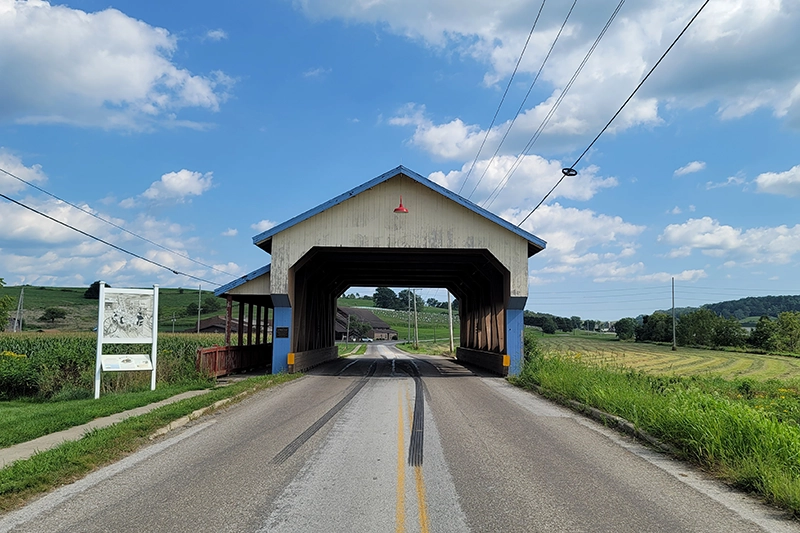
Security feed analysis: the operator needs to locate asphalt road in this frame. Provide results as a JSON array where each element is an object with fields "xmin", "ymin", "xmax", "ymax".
[{"xmin": 3, "ymin": 344, "xmax": 799, "ymax": 533}]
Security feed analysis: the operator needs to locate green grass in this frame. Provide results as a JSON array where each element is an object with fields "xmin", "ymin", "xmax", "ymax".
[
  {"xmin": 515, "ymin": 332, "xmax": 800, "ymax": 516},
  {"xmin": 396, "ymin": 340, "xmax": 455, "ymax": 356},
  {"xmin": 371, "ymin": 308, "xmax": 459, "ymax": 342},
  {"xmin": 537, "ymin": 334, "xmax": 800, "ymax": 381},
  {"xmin": 337, "ymin": 297, "xmax": 375, "ymax": 308},
  {"xmin": 338, "ymin": 343, "xmax": 368, "ymax": 356},
  {"xmin": 0, "ymin": 382, "xmax": 211, "ymax": 448},
  {"xmin": 0, "ymin": 372, "xmax": 301, "ymax": 513}
]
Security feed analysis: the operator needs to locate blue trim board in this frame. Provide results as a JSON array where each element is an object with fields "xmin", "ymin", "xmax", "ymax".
[
  {"xmin": 214, "ymin": 264, "xmax": 271, "ymax": 297},
  {"xmin": 507, "ymin": 307, "xmax": 525, "ymax": 376},
  {"xmin": 272, "ymin": 306, "xmax": 291, "ymax": 373},
  {"xmin": 252, "ymin": 166, "xmax": 546, "ymax": 253}
]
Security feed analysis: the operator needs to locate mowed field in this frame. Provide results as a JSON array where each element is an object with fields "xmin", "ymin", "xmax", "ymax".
[{"xmin": 538, "ymin": 333, "xmax": 800, "ymax": 381}]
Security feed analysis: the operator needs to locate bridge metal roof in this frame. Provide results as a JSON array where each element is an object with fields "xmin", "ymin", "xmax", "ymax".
[{"xmin": 252, "ymin": 165, "xmax": 546, "ymax": 255}]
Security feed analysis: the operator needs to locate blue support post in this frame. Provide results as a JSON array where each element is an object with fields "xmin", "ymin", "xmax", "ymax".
[
  {"xmin": 506, "ymin": 297, "xmax": 527, "ymax": 376},
  {"xmin": 272, "ymin": 305, "xmax": 291, "ymax": 373}
]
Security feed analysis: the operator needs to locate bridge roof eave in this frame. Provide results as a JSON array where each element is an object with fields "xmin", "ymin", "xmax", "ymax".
[
  {"xmin": 214, "ymin": 264, "xmax": 271, "ymax": 298},
  {"xmin": 251, "ymin": 165, "xmax": 547, "ymax": 257}
]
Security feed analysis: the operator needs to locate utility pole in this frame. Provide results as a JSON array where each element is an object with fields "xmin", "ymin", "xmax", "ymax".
[
  {"xmin": 346, "ymin": 314, "xmax": 350, "ymax": 349},
  {"xmin": 197, "ymin": 284, "xmax": 202, "ymax": 334},
  {"xmin": 672, "ymin": 277, "xmax": 677, "ymax": 351},
  {"xmin": 407, "ymin": 289, "xmax": 411, "ymax": 342},
  {"xmin": 447, "ymin": 291, "xmax": 455, "ymax": 354},
  {"xmin": 413, "ymin": 289, "xmax": 419, "ymax": 349},
  {"xmin": 13, "ymin": 287, "xmax": 24, "ymax": 332},
  {"xmin": 171, "ymin": 312, "xmax": 176, "ymax": 333}
]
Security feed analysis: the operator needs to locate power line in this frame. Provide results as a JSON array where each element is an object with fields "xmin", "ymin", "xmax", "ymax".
[
  {"xmin": 482, "ymin": 0, "xmax": 625, "ymax": 209},
  {"xmin": 457, "ymin": 0, "xmax": 548, "ymax": 195},
  {"xmin": 467, "ymin": 0, "xmax": 577, "ymax": 201},
  {"xmin": 0, "ymin": 192, "xmax": 220, "ymax": 286},
  {"xmin": 517, "ymin": 0, "xmax": 711, "ymax": 227},
  {"xmin": 0, "ymin": 166, "xmax": 236, "ymax": 277}
]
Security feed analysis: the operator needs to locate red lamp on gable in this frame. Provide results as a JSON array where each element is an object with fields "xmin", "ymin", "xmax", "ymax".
[{"xmin": 394, "ymin": 195, "xmax": 409, "ymax": 213}]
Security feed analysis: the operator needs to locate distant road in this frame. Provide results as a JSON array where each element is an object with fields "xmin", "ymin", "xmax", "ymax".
[{"xmin": 3, "ymin": 344, "xmax": 799, "ymax": 533}]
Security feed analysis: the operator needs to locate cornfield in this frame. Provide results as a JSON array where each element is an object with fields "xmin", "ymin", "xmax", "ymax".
[{"xmin": 0, "ymin": 332, "xmax": 225, "ymax": 399}]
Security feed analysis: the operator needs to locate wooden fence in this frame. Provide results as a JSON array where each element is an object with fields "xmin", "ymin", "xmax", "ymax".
[{"xmin": 196, "ymin": 344, "xmax": 272, "ymax": 377}]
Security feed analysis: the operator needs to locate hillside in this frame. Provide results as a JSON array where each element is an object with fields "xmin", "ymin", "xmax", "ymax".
[
  {"xmin": 0, "ymin": 285, "xmax": 225, "ymax": 332},
  {"xmin": 703, "ymin": 295, "xmax": 800, "ymax": 320}
]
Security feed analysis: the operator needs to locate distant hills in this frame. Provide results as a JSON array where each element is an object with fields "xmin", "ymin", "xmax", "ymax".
[{"xmin": 654, "ymin": 295, "xmax": 800, "ymax": 322}]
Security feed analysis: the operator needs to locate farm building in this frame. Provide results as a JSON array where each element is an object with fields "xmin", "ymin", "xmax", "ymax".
[{"xmin": 335, "ymin": 307, "xmax": 397, "ymax": 341}]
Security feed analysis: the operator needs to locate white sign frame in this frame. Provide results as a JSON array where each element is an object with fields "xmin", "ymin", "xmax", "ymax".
[{"xmin": 94, "ymin": 282, "xmax": 159, "ymax": 399}]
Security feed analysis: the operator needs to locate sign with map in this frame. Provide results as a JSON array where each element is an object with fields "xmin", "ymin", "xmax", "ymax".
[
  {"xmin": 95, "ymin": 283, "xmax": 159, "ymax": 398},
  {"xmin": 102, "ymin": 291, "xmax": 155, "ymax": 343}
]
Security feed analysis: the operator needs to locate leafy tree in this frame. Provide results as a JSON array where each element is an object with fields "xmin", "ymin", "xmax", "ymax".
[
  {"xmin": 84, "ymin": 281, "xmax": 109, "ymax": 299},
  {"xmin": 749, "ymin": 316, "xmax": 780, "ymax": 351},
  {"xmin": 398, "ymin": 289, "xmax": 425, "ymax": 311},
  {"xmin": 712, "ymin": 316, "xmax": 747, "ymax": 347},
  {"xmin": 777, "ymin": 311, "xmax": 800, "ymax": 353},
  {"xmin": 186, "ymin": 302, "xmax": 199, "ymax": 316},
  {"xmin": 201, "ymin": 296, "xmax": 223, "ymax": 314},
  {"xmin": 426, "ymin": 298, "xmax": 440, "ymax": 307},
  {"xmin": 541, "ymin": 316, "xmax": 557, "ymax": 334},
  {"xmin": 373, "ymin": 287, "xmax": 399, "ymax": 310},
  {"xmin": 39, "ymin": 307, "xmax": 67, "ymax": 323},
  {"xmin": 571, "ymin": 316, "xmax": 582, "ymax": 330},
  {"xmin": 347, "ymin": 315, "xmax": 372, "ymax": 339},
  {"xmin": 636, "ymin": 313, "xmax": 672, "ymax": 343},
  {"xmin": 676, "ymin": 309, "xmax": 717, "ymax": 346},
  {"xmin": 615, "ymin": 317, "xmax": 637, "ymax": 341},
  {"xmin": 0, "ymin": 278, "xmax": 14, "ymax": 331}
]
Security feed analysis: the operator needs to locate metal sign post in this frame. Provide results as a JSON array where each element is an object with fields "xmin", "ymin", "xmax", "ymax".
[{"xmin": 94, "ymin": 282, "xmax": 159, "ymax": 399}]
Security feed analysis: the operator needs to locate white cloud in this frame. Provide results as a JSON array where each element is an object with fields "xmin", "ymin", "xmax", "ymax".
[
  {"xmin": 0, "ymin": 191, "xmax": 236, "ymax": 287},
  {"xmin": 121, "ymin": 169, "xmax": 214, "ymax": 205},
  {"xmin": 298, "ymin": 1, "xmax": 800, "ymax": 159},
  {"xmin": 205, "ymin": 29, "xmax": 228, "ymax": 41},
  {"xmin": 755, "ymin": 164, "xmax": 800, "ymax": 197},
  {"xmin": 660, "ymin": 217, "xmax": 800, "ymax": 264},
  {"xmin": 0, "ymin": 1, "xmax": 233, "ymax": 129},
  {"xmin": 674, "ymin": 161, "xmax": 706, "ymax": 176},
  {"xmin": 303, "ymin": 67, "xmax": 331, "ymax": 78},
  {"xmin": 0, "ymin": 149, "xmax": 47, "ymax": 194},
  {"xmin": 635, "ymin": 269, "xmax": 707, "ymax": 283},
  {"xmin": 705, "ymin": 176, "xmax": 745, "ymax": 189},
  {"xmin": 251, "ymin": 219, "xmax": 277, "ymax": 233},
  {"xmin": 429, "ymin": 155, "xmax": 617, "ymax": 211},
  {"xmin": 221, "ymin": 228, "xmax": 238, "ymax": 237},
  {"xmin": 669, "ymin": 206, "xmax": 682, "ymax": 214},
  {"xmin": 498, "ymin": 202, "xmax": 646, "ymax": 283}
]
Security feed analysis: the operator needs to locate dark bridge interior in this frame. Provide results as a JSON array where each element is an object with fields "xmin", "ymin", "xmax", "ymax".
[{"xmin": 291, "ymin": 247, "xmax": 509, "ymax": 356}]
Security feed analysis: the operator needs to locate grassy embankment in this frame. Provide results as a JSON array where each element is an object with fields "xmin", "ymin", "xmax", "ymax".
[
  {"xmin": 0, "ymin": 373, "xmax": 300, "ymax": 513},
  {"xmin": 514, "ymin": 332, "xmax": 800, "ymax": 516},
  {"xmin": 0, "ymin": 332, "xmax": 233, "ymax": 447}
]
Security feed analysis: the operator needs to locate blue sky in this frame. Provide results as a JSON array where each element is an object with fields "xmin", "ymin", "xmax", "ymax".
[{"xmin": 1, "ymin": 0, "xmax": 799, "ymax": 321}]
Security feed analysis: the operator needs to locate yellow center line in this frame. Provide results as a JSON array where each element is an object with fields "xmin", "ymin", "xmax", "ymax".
[
  {"xmin": 396, "ymin": 385, "xmax": 405, "ymax": 533},
  {"xmin": 415, "ymin": 465, "xmax": 431, "ymax": 533}
]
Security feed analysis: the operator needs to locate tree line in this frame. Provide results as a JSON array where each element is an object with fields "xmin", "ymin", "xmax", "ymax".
[
  {"xmin": 523, "ymin": 312, "xmax": 610, "ymax": 334},
  {"xmin": 371, "ymin": 287, "xmax": 459, "ymax": 311},
  {"xmin": 617, "ymin": 309, "xmax": 800, "ymax": 354}
]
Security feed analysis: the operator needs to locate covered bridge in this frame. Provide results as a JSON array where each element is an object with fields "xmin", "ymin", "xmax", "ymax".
[{"xmin": 212, "ymin": 166, "xmax": 545, "ymax": 376}]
